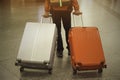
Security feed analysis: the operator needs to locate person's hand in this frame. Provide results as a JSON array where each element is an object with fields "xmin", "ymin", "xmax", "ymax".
[
  {"xmin": 73, "ymin": 10, "xmax": 82, "ymax": 16},
  {"xmin": 43, "ymin": 12, "xmax": 50, "ymax": 18}
]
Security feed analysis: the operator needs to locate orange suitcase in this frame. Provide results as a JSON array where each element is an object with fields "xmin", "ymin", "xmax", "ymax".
[{"xmin": 69, "ymin": 27, "xmax": 107, "ymax": 74}]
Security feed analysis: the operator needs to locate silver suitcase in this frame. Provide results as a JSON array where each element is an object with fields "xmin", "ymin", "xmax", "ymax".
[{"xmin": 15, "ymin": 22, "xmax": 57, "ymax": 74}]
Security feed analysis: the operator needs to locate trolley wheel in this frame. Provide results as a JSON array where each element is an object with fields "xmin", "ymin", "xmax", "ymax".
[
  {"xmin": 73, "ymin": 69, "xmax": 77, "ymax": 75},
  {"xmin": 48, "ymin": 69, "xmax": 52, "ymax": 74},
  {"xmin": 98, "ymin": 68, "xmax": 103, "ymax": 73},
  {"xmin": 20, "ymin": 67, "xmax": 24, "ymax": 72},
  {"xmin": 15, "ymin": 62, "xmax": 18, "ymax": 66}
]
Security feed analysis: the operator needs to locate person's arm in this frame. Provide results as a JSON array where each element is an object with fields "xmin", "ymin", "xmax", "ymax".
[
  {"xmin": 72, "ymin": 0, "xmax": 82, "ymax": 15},
  {"xmin": 44, "ymin": 0, "xmax": 50, "ymax": 17}
]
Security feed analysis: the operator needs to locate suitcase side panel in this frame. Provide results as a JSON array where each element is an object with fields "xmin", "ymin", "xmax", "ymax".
[
  {"xmin": 69, "ymin": 27, "xmax": 105, "ymax": 69},
  {"xmin": 17, "ymin": 22, "xmax": 40, "ymax": 61},
  {"xmin": 17, "ymin": 22, "xmax": 56, "ymax": 63}
]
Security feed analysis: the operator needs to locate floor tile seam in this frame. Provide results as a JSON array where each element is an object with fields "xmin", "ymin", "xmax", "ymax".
[
  {"xmin": 0, "ymin": 58, "xmax": 19, "ymax": 78},
  {"xmin": 0, "ymin": 56, "xmax": 16, "ymax": 62},
  {"xmin": 0, "ymin": 62, "xmax": 20, "ymax": 79},
  {"xmin": 94, "ymin": 1, "xmax": 120, "ymax": 20}
]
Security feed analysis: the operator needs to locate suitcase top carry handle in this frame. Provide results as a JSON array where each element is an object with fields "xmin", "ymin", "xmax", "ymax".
[
  {"xmin": 41, "ymin": 14, "xmax": 52, "ymax": 23},
  {"xmin": 73, "ymin": 12, "xmax": 84, "ymax": 27}
]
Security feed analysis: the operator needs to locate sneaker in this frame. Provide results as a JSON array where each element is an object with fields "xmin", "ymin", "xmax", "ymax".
[{"xmin": 57, "ymin": 51, "xmax": 63, "ymax": 58}]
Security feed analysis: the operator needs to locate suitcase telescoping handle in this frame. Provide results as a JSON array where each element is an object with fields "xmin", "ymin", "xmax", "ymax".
[
  {"xmin": 73, "ymin": 12, "xmax": 84, "ymax": 27},
  {"xmin": 41, "ymin": 14, "xmax": 52, "ymax": 23}
]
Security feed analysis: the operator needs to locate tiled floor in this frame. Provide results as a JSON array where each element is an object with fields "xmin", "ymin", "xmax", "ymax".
[{"xmin": 0, "ymin": 0, "xmax": 120, "ymax": 80}]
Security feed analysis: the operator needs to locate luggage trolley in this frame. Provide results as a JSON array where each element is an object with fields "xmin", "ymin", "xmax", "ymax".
[{"xmin": 15, "ymin": 16, "xmax": 57, "ymax": 74}]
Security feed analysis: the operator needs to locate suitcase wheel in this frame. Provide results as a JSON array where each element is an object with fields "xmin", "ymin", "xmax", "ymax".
[
  {"xmin": 73, "ymin": 69, "xmax": 77, "ymax": 75},
  {"xmin": 98, "ymin": 68, "xmax": 103, "ymax": 73},
  {"xmin": 20, "ymin": 67, "xmax": 24, "ymax": 72},
  {"xmin": 48, "ymin": 69, "xmax": 52, "ymax": 74},
  {"xmin": 15, "ymin": 62, "xmax": 18, "ymax": 66}
]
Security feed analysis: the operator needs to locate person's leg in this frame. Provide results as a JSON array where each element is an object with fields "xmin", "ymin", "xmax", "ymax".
[
  {"xmin": 62, "ymin": 11, "xmax": 71, "ymax": 55},
  {"xmin": 52, "ymin": 12, "xmax": 64, "ymax": 57}
]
